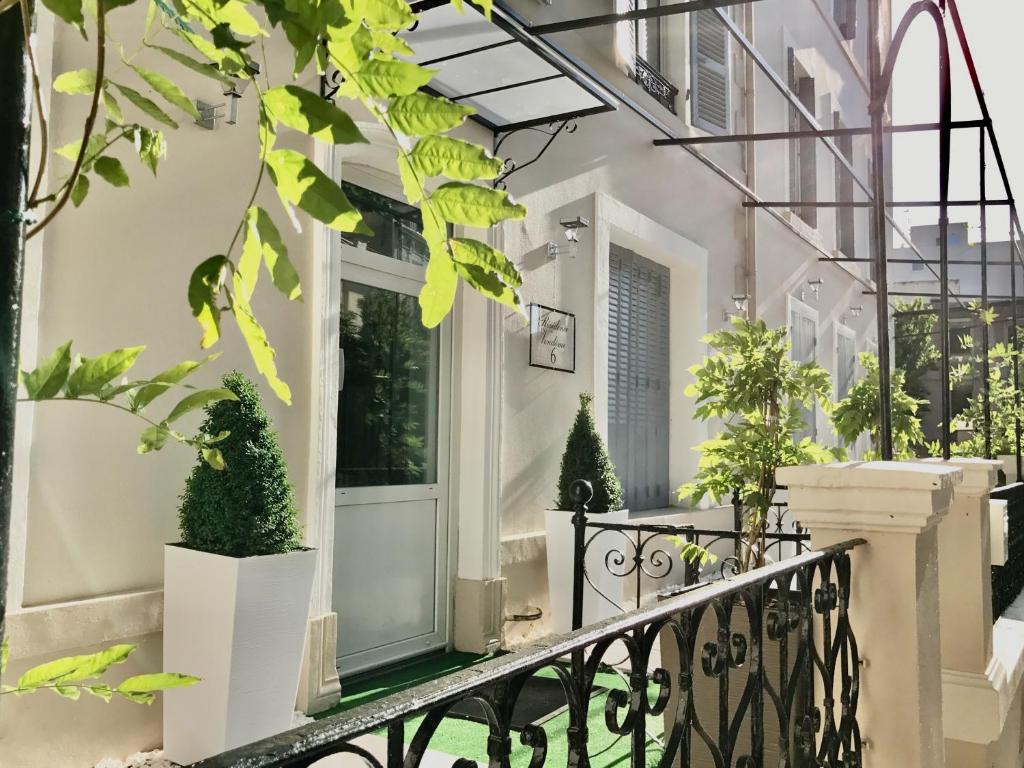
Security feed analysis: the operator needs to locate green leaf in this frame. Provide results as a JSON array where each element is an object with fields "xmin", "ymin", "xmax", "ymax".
[
  {"xmin": 53, "ymin": 69, "xmax": 96, "ymax": 94},
  {"xmin": 40, "ymin": 0, "xmax": 83, "ymax": 27},
  {"xmin": 231, "ymin": 274, "xmax": 292, "ymax": 404},
  {"xmin": 202, "ymin": 447, "xmax": 226, "ymax": 470},
  {"xmin": 54, "ymin": 685, "xmax": 81, "ymax": 700},
  {"xmin": 138, "ymin": 425, "xmax": 169, "ymax": 454},
  {"xmin": 387, "ymin": 92, "xmax": 474, "ymax": 136},
  {"xmin": 188, "ymin": 256, "xmax": 229, "ymax": 348},
  {"xmin": 102, "ymin": 89, "xmax": 124, "ymax": 123},
  {"xmin": 66, "ymin": 347, "xmax": 145, "ymax": 398},
  {"xmin": 21, "ymin": 341, "xmax": 73, "ymax": 399},
  {"xmin": 265, "ymin": 149, "xmax": 370, "ymax": 234},
  {"xmin": 254, "ymin": 207, "xmax": 301, "ymax": 300},
  {"xmin": 148, "ymin": 44, "xmax": 233, "ymax": 86},
  {"xmin": 165, "ymin": 388, "xmax": 237, "ymax": 424},
  {"xmin": 238, "ymin": 208, "xmax": 263, "ymax": 301},
  {"xmin": 410, "ymin": 135, "xmax": 502, "ymax": 181},
  {"xmin": 130, "ymin": 64, "xmax": 200, "ymax": 119},
  {"xmin": 430, "ymin": 183, "xmax": 527, "ymax": 227},
  {"xmin": 112, "ymin": 83, "xmax": 179, "ymax": 129},
  {"xmin": 117, "ymin": 672, "xmax": 200, "ymax": 699},
  {"xmin": 130, "ymin": 353, "xmax": 221, "ymax": 413},
  {"xmin": 263, "ymin": 85, "xmax": 368, "ymax": 145},
  {"xmin": 419, "ymin": 246, "xmax": 457, "ymax": 329},
  {"xmin": 450, "ymin": 238, "xmax": 522, "ymax": 287},
  {"xmin": 84, "ymin": 684, "xmax": 114, "ymax": 702},
  {"xmin": 454, "ymin": 261, "xmax": 522, "ymax": 314},
  {"xmin": 17, "ymin": 645, "xmax": 135, "ymax": 690},
  {"xmin": 93, "ymin": 156, "xmax": 130, "ymax": 187},
  {"xmin": 136, "ymin": 127, "xmax": 166, "ymax": 175},
  {"xmin": 347, "ymin": 57, "xmax": 433, "ymax": 98},
  {"xmin": 360, "ymin": 0, "xmax": 416, "ymax": 30},
  {"xmin": 70, "ymin": 174, "xmax": 90, "ymax": 207},
  {"xmin": 55, "ymin": 134, "xmax": 106, "ymax": 166},
  {"xmin": 371, "ymin": 29, "xmax": 414, "ymax": 56}
]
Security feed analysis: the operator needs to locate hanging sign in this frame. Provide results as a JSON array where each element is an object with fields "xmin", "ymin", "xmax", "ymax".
[{"xmin": 529, "ymin": 304, "xmax": 576, "ymax": 373}]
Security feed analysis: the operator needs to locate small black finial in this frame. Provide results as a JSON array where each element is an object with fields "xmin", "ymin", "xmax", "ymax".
[{"xmin": 569, "ymin": 479, "xmax": 593, "ymax": 510}]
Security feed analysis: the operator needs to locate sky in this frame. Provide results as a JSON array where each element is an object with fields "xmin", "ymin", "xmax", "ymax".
[{"xmin": 890, "ymin": 0, "xmax": 1024, "ymax": 245}]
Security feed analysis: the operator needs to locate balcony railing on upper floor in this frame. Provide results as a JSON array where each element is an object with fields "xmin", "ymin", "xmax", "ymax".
[
  {"xmin": 191, "ymin": 536, "xmax": 864, "ymax": 768},
  {"xmin": 633, "ymin": 57, "xmax": 679, "ymax": 115}
]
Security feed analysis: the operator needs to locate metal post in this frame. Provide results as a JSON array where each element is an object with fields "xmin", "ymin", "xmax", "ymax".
[
  {"xmin": 981, "ymin": 128, "xmax": 991, "ymax": 457},
  {"xmin": 567, "ymin": 478, "xmax": 593, "ymax": 768},
  {"xmin": 868, "ymin": 0, "xmax": 894, "ymax": 459},
  {"xmin": 1013, "ymin": 230, "xmax": 1023, "ymax": 481},
  {"xmin": 732, "ymin": 488, "xmax": 743, "ymax": 562},
  {"xmin": 0, "ymin": 0, "xmax": 31, "ymax": 654}
]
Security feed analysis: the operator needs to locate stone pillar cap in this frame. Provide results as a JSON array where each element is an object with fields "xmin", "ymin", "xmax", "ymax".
[
  {"xmin": 920, "ymin": 458, "xmax": 999, "ymax": 495},
  {"xmin": 778, "ymin": 460, "xmax": 962, "ymax": 491}
]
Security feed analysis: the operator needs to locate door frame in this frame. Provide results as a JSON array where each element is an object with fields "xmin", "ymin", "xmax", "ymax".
[{"xmin": 304, "ymin": 136, "xmax": 456, "ymax": 684}]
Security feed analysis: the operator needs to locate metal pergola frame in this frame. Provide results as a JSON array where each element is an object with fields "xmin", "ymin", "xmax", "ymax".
[{"xmin": 507, "ymin": 0, "xmax": 1024, "ymax": 467}]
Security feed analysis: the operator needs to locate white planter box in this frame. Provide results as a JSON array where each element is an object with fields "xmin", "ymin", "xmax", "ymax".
[
  {"xmin": 163, "ymin": 544, "xmax": 317, "ymax": 765},
  {"xmin": 544, "ymin": 508, "xmax": 629, "ymax": 634}
]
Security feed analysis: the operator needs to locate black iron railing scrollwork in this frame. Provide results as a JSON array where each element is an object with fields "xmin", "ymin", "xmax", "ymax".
[
  {"xmin": 992, "ymin": 482, "xmax": 1024, "ymax": 619},
  {"xmin": 190, "ymin": 486, "xmax": 863, "ymax": 768},
  {"xmin": 633, "ymin": 57, "xmax": 679, "ymax": 114},
  {"xmin": 572, "ymin": 481, "xmax": 810, "ymax": 618}
]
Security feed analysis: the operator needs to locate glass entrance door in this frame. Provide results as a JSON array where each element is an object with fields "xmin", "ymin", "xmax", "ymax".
[{"xmin": 332, "ymin": 181, "xmax": 451, "ymax": 676}]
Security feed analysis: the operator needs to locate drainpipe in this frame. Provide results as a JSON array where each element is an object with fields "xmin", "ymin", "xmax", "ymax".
[{"xmin": 742, "ymin": 1, "xmax": 757, "ymax": 319}]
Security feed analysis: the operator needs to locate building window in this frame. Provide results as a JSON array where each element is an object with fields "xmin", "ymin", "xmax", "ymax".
[
  {"xmin": 691, "ymin": 8, "xmax": 732, "ymax": 134},
  {"xmin": 789, "ymin": 296, "xmax": 819, "ymax": 440},
  {"xmin": 617, "ymin": 0, "xmax": 679, "ymax": 113},
  {"xmin": 834, "ymin": 112, "xmax": 855, "ymax": 257},
  {"xmin": 339, "ymin": 182, "xmax": 428, "ymax": 266},
  {"xmin": 608, "ymin": 245, "xmax": 670, "ymax": 512},
  {"xmin": 834, "ymin": 0, "xmax": 858, "ymax": 41},
  {"xmin": 835, "ymin": 324, "xmax": 857, "ymax": 401},
  {"xmin": 788, "ymin": 51, "xmax": 817, "ymax": 228}
]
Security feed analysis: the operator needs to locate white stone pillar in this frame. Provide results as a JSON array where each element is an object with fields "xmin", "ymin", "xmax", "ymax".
[
  {"xmin": 778, "ymin": 461, "xmax": 962, "ymax": 768},
  {"xmin": 925, "ymin": 459, "xmax": 998, "ymax": 673}
]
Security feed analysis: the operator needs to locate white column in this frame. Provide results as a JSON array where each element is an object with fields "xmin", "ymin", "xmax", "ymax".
[
  {"xmin": 778, "ymin": 461, "xmax": 961, "ymax": 768},
  {"xmin": 451, "ymin": 262, "xmax": 505, "ymax": 653}
]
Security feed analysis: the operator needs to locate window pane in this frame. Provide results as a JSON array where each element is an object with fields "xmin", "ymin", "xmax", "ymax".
[
  {"xmin": 339, "ymin": 182, "xmax": 429, "ymax": 266},
  {"xmin": 337, "ymin": 282, "xmax": 440, "ymax": 488}
]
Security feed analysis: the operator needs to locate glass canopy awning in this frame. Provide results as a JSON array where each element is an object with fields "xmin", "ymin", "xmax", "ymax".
[{"xmin": 405, "ymin": 1, "xmax": 618, "ymax": 133}]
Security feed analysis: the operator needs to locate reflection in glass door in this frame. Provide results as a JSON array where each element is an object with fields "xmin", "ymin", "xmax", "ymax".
[{"xmin": 332, "ymin": 180, "xmax": 451, "ymax": 677}]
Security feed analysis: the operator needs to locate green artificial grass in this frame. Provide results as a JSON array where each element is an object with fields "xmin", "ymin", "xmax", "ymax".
[{"xmin": 317, "ymin": 653, "xmax": 664, "ymax": 768}]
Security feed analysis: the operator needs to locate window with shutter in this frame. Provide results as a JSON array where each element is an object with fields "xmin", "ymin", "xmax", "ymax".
[
  {"xmin": 833, "ymin": 112, "xmax": 856, "ymax": 257},
  {"xmin": 788, "ymin": 50, "xmax": 818, "ymax": 228},
  {"xmin": 690, "ymin": 9, "xmax": 731, "ymax": 134},
  {"xmin": 789, "ymin": 297, "xmax": 819, "ymax": 441},
  {"xmin": 834, "ymin": 0, "xmax": 858, "ymax": 41},
  {"xmin": 835, "ymin": 325, "xmax": 857, "ymax": 401},
  {"xmin": 608, "ymin": 245, "xmax": 671, "ymax": 512}
]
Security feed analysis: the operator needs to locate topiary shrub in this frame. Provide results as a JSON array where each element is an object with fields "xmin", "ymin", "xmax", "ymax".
[
  {"xmin": 178, "ymin": 371, "xmax": 302, "ymax": 557},
  {"xmin": 554, "ymin": 393, "xmax": 624, "ymax": 514}
]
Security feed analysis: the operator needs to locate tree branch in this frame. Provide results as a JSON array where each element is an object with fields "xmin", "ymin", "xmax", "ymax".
[
  {"xmin": 19, "ymin": 0, "xmax": 48, "ymax": 206},
  {"xmin": 26, "ymin": 0, "xmax": 106, "ymax": 238}
]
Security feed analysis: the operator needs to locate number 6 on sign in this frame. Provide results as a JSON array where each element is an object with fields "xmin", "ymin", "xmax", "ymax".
[{"xmin": 529, "ymin": 304, "xmax": 576, "ymax": 374}]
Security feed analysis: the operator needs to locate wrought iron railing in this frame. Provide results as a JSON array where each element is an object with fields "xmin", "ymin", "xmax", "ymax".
[
  {"xmin": 191, "ymin": 540, "xmax": 863, "ymax": 767},
  {"xmin": 992, "ymin": 482, "xmax": 1024, "ymax": 619},
  {"xmin": 633, "ymin": 56, "xmax": 679, "ymax": 114},
  {"xmin": 575, "ymin": 486, "xmax": 811, "ymax": 615}
]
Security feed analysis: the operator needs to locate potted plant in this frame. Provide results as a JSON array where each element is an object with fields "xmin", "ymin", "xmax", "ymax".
[
  {"xmin": 163, "ymin": 371, "xmax": 316, "ymax": 765},
  {"xmin": 545, "ymin": 392, "xmax": 627, "ymax": 633}
]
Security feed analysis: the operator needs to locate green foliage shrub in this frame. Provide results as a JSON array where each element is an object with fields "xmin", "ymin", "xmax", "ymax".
[
  {"xmin": 831, "ymin": 352, "xmax": 925, "ymax": 459},
  {"xmin": 555, "ymin": 393, "xmax": 624, "ymax": 515},
  {"xmin": 178, "ymin": 371, "xmax": 301, "ymax": 557}
]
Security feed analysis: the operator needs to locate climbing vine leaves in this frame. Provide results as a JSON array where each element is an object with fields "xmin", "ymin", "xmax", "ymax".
[{"xmin": 20, "ymin": 0, "xmax": 526, "ymax": 407}]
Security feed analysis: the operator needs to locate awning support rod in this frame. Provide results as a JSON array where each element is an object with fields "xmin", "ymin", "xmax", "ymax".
[
  {"xmin": 529, "ymin": 0, "xmax": 760, "ymax": 35},
  {"xmin": 653, "ymin": 119, "xmax": 986, "ymax": 146}
]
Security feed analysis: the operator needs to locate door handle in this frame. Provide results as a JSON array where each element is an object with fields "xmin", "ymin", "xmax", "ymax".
[{"xmin": 339, "ymin": 348, "xmax": 345, "ymax": 392}]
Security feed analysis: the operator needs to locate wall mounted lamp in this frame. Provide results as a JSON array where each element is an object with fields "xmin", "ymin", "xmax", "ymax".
[
  {"xmin": 196, "ymin": 61, "xmax": 261, "ymax": 130},
  {"xmin": 723, "ymin": 293, "xmax": 750, "ymax": 321},
  {"xmin": 806, "ymin": 278, "xmax": 824, "ymax": 301},
  {"xmin": 850, "ymin": 305, "xmax": 863, "ymax": 318},
  {"xmin": 560, "ymin": 216, "xmax": 590, "ymax": 243}
]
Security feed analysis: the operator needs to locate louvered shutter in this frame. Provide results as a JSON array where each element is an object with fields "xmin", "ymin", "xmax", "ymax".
[
  {"xmin": 790, "ymin": 302, "xmax": 819, "ymax": 441},
  {"xmin": 690, "ymin": 9, "xmax": 731, "ymax": 135},
  {"xmin": 608, "ymin": 246, "xmax": 670, "ymax": 512}
]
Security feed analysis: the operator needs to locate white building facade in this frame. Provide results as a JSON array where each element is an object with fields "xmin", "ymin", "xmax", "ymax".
[{"xmin": 4, "ymin": 1, "xmax": 888, "ymax": 764}]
